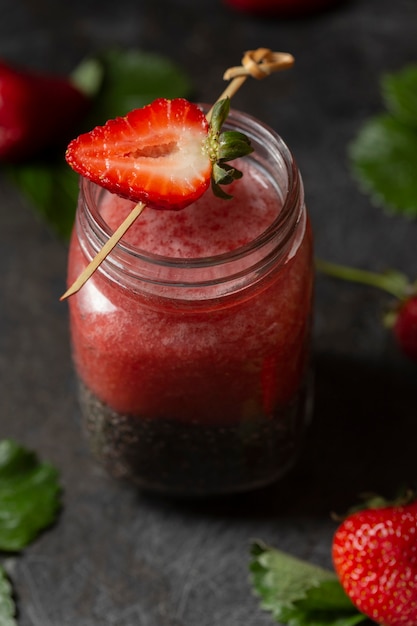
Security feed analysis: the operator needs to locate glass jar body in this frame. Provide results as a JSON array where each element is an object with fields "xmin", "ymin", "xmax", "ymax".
[{"xmin": 66, "ymin": 108, "xmax": 314, "ymax": 495}]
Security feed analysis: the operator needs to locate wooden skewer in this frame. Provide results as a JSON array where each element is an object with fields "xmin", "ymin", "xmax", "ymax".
[
  {"xmin": 61, "ymin": 48, "xmax": 294, "ymax": 301},
  {"xmin": 205, "ymin": 74, "xmax": 248, "ymax": 123},
  {"xmin": 206, "ymin": 49, "xmax": 294, "ymax": 122},
  {"xmin": 60, "ymin": 202, "xmax": 146, "ymax": 300}
]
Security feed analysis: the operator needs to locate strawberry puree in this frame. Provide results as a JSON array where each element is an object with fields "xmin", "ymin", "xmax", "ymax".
[
  {"xmin": 68, "ymin": 165, "xmax": 313, "ymax": 424},
  {"xmin": 100, "ymin": 160, "xmax": 280, "ymax": 257}
]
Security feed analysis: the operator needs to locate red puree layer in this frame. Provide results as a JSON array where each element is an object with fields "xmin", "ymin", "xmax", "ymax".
[
  {"xmin": 99, "ymin": 160, "xmax": 280, "ymax": 257},
  {"xmin": 68, "ymin": 160, "xmax": 313, "ymax": 424}
]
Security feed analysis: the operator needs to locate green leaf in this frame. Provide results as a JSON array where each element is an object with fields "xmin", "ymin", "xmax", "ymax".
[
  {"xmin": 218, "ymin": 130, "xmax": 253, "ymax": 161},
  {"xmin": 5, "ymin": 49, "xmax": 192, "ymax": 240},
  {"xmin": 0, "ymin": 566, "xmax": 16, "ymax": 626},
  {"xmin": 382, "ymin": 65, "xmax": 417, "ymax": 129},
  {"xmin": 349, "ymin": 62, "xmax": 417, "ymax": 218},
  {"xmin": 0, "ymin": 440, "xmax": 61, "ymax": 552},
  {"xmin": 6, "ymin": 160, "xmax": 79, "ymax": 240},
  {"xmin": 213, "ymin": 162, "xmax": 243, "ymax": 185},
  {"xmin": 349, "ymin": 113, "xmax": 417, "ymax": 218},
  {"xmin": 211, "ymin": 162, "xmax": 245, "ymax": 200},
  {"xmin": 211, "ymin": 177, "xmax": 233, "ymax": 200},
  {"xmin": 250, "ymin": 541, "xmax": 366, "ymax": 626},
  {"xmin": 209, "ymin": 98, "xmax": 231, "ymax": 134},
  {"xmin": 88, "ymin": 48, "xmax": 193, "ymax": 124}
]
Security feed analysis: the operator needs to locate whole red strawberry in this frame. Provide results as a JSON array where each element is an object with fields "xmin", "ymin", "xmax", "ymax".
[
  {"xmin": 332, "ymin": 496, "xmax": 417, "ymax": 626},
  {"xmin": 0, "ymin": 60, "xmax": 90, "ymax": 161},
  {"xmin": 393, "ymin": 296, "xmax": 417, "ymax": 363}
]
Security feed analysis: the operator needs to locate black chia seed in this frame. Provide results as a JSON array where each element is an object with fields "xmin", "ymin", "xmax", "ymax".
[{"xmin": 78, "ymin": 379, "xmax": 311, "ymax": 496}]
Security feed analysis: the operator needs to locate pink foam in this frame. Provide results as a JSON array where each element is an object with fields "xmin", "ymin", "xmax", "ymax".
[{"xmin": 99, "ymin": 161, "xmax": 280, "ymax": 258}]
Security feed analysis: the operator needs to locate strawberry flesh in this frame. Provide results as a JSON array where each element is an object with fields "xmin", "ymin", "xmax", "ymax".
[
  {"xmin": 66, "ymin": 98, "xmax": 212, "ymax": 211},
  {"xmin": 332, "ymin": 499, "xmax": 417, "ymax": 626}
]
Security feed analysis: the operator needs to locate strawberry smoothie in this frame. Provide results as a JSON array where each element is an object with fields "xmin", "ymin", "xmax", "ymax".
[{"xmin": 66, "ymin": 109, "xmax": 314, "ymax": 494}]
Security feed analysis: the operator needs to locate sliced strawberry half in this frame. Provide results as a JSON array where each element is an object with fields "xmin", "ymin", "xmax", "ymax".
[
  {"xmin": 66, "ymin": 98, "xmax": 211, "ymax": 211},
  {"xmin": 66, "ymin": 97, "xmax": 253, "ymax": 211}
]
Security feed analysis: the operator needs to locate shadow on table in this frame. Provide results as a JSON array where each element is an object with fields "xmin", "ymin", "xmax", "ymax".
[
  {"xmin": 144, "ymin": 351, "xmax": 417, "ymax": 519},
  {"xmin": 276, "ymin": 351, "xmax": 417, "ymax": 515}
]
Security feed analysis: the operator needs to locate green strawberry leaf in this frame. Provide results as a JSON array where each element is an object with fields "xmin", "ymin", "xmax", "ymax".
[
  {"xmin": 0, "ymin": 439, "xmax": 61, "ymax": 552},
  {"xmin": 349, "ymin": 113, "xmax": 417, "ymax": 218},
  {"xmin": 209, "ymin": 98, "xmax": 231, "ymax": 134},
  {"xmin": 0, "ymin": 566, "xmax": 16, "ymax": 626},
  {"xmin": 213, "ymin": 162, "xmax": 243, "ymax": 185},
  {"xmin": 349, "ymin": 63, "xmax": 417, "ymax": 218},
  {"xmin": 84, "ymin": 48, "xmax": 193, "ymax": 125},
  {"xmin": 5, "ymin": 49, "xmax": 192, "ymax": 240},
  {"xmin": 218, "ymin": 130, "xmax": 253, "ymax": 161},
  {"xmin": 250, "ymin": 541, "xmax": 366, "ymax": 626},
  {"xmin": 382, "ymin": 65, "xmax": 417, "ymax": 129},
  {"xmin": 5, "ymin": 159, "xmax": 79, "ymax": 241}
]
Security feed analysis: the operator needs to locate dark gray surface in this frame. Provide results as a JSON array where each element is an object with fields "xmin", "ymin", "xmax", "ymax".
[{"xmin": 1, "ymin": 0, "xmax": 417, "ymax": 624}]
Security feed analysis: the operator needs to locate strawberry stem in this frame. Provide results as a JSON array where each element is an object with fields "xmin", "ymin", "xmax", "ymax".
[
  {"xmin": 206, "ymin": 76, "xmax": 247, "ymax": 123},
  {"xmin": 206, "ymin": 48, "xmax": 295, "ymax": 122},
  {"xmin": 316, "ymin": 258, "xmax": 411, "ymax": 300}
]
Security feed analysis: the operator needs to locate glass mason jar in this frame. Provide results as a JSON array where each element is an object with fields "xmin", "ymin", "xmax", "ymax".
[{"xmin": 66, "ymin": 106, "xmax": 314, "ymax": 496}]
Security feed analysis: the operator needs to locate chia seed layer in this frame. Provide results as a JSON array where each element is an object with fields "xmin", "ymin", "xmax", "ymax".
[{"xmin": 78, "ymin": 379, "xmax": 310, "ymax": 496}]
